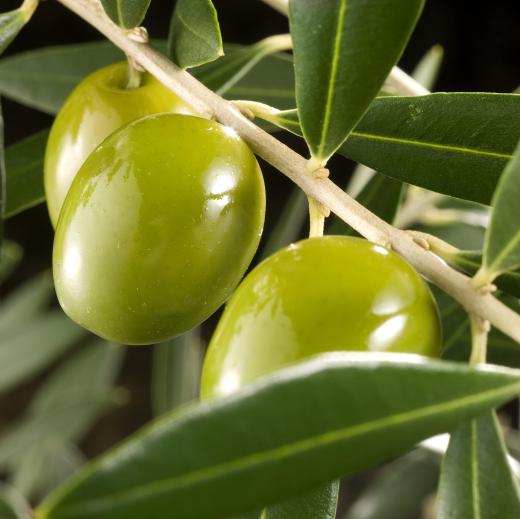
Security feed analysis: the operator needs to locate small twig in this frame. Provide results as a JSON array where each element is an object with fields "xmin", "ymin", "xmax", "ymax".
[{"xmin": 55, "ymin": 0, "xmax": 520, "ymax": 344}]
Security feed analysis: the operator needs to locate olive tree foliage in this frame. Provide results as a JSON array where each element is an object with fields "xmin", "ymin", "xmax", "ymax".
[{"xmin": 0, "ymin": 0, "xmax": 520, "ymax": 518}]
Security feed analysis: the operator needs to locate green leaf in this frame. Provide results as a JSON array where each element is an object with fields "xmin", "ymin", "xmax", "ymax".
[
  {"xmin": 481, "ymin": 139, "xmax": 520, "ymax": 279},
  {"xmin": 348, "ymin": 449, "xmax": 439, "ymax": 519},
  {"xmin": 100, "ymin": 0, "xmax": 151, "ymax": 29},
  {"xmin": 0, "ymin": 41, "xmax": 125, "ymax": 114},
  {"xmin": 0, "ymin": 270, "xmax": 53, "ymax": 339},
  {"xmin": 437, "ymin": 411, "xmax": 520, "ymax": 518},
  {"xmin": 168, "ymin": 0, "xmax": 223, "ymax": 69},
  {"xmin": 327, "ymin": 173, "xmax": 403, "ymax": 236},
  {"xmin": 38, "ymin": 353, "xmax": 520, "ymax": 519},
  {"xmin": 4, "ymin": 129, "xmax": 49, "ymax": 218},
  {"xmin": 266, "ymin": 482, "xmax": 339, "ymax": 519},
  {"xmin": 0, "ymin": 484, "xmax": 31, "ymax": 519},
  {"xmin": 341, "ymin": 93, "xmax": 520, "ymax": 204},
  {"xmin": 0, "ymin": 240, "xmax": 22, "ymax": 283},
  {"xmin": 152, "ymin": 328, "xmax": 204, "ymax": 416},
  {"xmin": 0, "ymin": 7, "xmax": 29, "ymax": 56},
  {"xmin": 260, "ymin": 188, "xmax": 307, "ymax": 260},
  {"xmin": 0, "ymin": 309, "xmax": 85, "ymax": 395},
  {"xmin": 264, "ymin": 94, "xmax": 520, "ymax": 204},
  {"xmin": 289, "ymin": 0, "xmax": 424, "ymax": 162}
]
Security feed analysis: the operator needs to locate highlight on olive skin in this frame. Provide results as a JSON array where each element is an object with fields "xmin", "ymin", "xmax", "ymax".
[
  {"xmin": 53, "ymin": 113, "xmax": 266, "ymax": 345},
  {"xmin": 44, "ymin": 61, "xmax": 196, "ymax": 228},
  {"xmin": 201, "ymin": 235, "xmax": 442, "ymax": 399}
]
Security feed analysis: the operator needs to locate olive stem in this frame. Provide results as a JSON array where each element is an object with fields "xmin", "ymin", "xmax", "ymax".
[
  {"xmin": 469, "ymin": 314, "xmax": 489, "ymax": 364},
  {"xmin": 259, "ymin": 0, "xmax": 289, "ymax": 15},
  {"xmin": 308, "ymin": 197, "xmax": 325, "ymax": 237},
  {"xmin": 56, "ymin": 0, "xmax": 520, "ymax": 345},
  {"xmin": 126, "ymin": 56, "xmax": 142, "ymax": 89}
]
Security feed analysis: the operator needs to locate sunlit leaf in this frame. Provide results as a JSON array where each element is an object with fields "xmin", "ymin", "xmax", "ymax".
[{"xmin": 38, "ymin": 354, "xmax": 520, "ymax": 519}]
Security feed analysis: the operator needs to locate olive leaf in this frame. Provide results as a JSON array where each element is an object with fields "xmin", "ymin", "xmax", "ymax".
[
  {"xmin": 436, "ymin": 411, "xmax": 520, "ymax": 518},
  {"xmin": 4, "ymin": 129, "xmax": 48, "ymax": 218},
  {"xmin": 480, "ymin": 139, "xmax": 520, "ymax": 280},
  {"xmin": 151, "ymin": 328, "xmax": 204, "ymax": 416},
  {"xmin": 168, "ymin": 0, "xmax": 223, "ymax": 69},
  {"xmin": 100, "ymin": 0, "xmax": 151, "ymax": 30},
  {"xmin": 289, "ymin": 0, "xmax": 425, "ymax": 163},
  {"xmin": 258, "ymin": 93, "xmax": 520, "ymax": 204},
  {"xmin": 38, "ymin": 354, "xmax": 520, "ymax": 519}
]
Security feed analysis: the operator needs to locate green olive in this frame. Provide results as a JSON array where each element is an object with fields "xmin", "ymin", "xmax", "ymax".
[
  {"xmin": 201, "ymin": 236, "xmax": 442, "ymax": 399},
  {"xmin": 53, "ymin": 114, "xmax": 265, "ymax": 345},
  {"xmin": 44, "ymin": 61, "xmax": 196, "ymax": 227}
]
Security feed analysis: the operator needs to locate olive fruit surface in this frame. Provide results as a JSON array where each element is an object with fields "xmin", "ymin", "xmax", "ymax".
[
  {"xmin": 53, "ymin": 114, "xmax": 265, "ymax": 345},
  {"xmin": 44, "ymin": 61, "xmax": 195, "ymax": 227},
  {"xmin": 201, "ymin": 236, "xmax": 442, "ymax": 399}
]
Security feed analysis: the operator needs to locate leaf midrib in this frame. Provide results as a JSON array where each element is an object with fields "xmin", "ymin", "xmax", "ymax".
[
  {"xmin": 470, "ymin": 420, "xmax": 482, "ymax": 519},
  {"xmin": 49, "ymin": 380, "xmax": 520, "ymax": 518},
  {"xmin": 316, "ymin": 0, "xmax": 348, "ymax": 160},
  {"xmin": 349, "ymin": 131, "xmax": 512, "ymax": 161}
]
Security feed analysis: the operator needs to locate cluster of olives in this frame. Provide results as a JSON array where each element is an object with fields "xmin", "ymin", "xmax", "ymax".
[{"xmin": 46, "ymin": 63, "xmax": 441, "ymax": 397}]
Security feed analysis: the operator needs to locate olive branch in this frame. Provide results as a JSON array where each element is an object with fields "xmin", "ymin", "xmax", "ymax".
[{"xmin": 55, "ymin": 0, "xmax": 520, "ymax": 345}]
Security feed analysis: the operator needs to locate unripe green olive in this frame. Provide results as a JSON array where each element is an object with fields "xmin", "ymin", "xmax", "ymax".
[
  {"xmin": 53, "ymin": 114, "xmax": 265, "ymax": 345},
  {"xmin": 44, "ymin": 61, "xmax": 196, "ymax": 227},
  {"xmin": 201, "ymin": 236, "xmax": 442, "ymax": 399}
]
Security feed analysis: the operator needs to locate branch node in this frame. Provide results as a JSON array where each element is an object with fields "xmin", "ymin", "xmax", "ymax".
[{"xmin": 313, "ymin": 167, "xmax": 330, "ymax": 180}]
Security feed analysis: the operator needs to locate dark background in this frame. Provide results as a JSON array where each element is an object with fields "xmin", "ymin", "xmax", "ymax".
[{"xmin": 1, "ymin": 0, "xmax": 520, "ymax": 495}]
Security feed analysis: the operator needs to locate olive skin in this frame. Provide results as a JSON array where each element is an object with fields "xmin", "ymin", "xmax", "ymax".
[
  {"xmin": 201, "ymin": 236, "xmax": 442, "ymax": 399},
  {"xmin": 44, "ymin": 61, "xmax": 195, "ymax": 227},
  {"xmin": 53, "ymin": 114, "xmax": 265, "ymax": 345}
]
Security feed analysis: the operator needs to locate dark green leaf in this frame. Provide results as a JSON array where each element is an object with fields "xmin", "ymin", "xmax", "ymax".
[
  {"xmin": 0, "ymin": 309, "xmax": 85, "ymax": 394},
  {"xmin": 264, "ymin": 94, "xmax": 520, "ymax": 204},
  {"xmin": 260, "ymin": 188, "xmax": 307, "ymax": 260},
  {"xmin": 0, "ymin": 484, "xmax": 31, "ymax": 519},
  {"xmin": 5, "ymin": 129, "xmax": 49, "ymax": 218},
  {"xmin": 266, "ymin": 482, "xmax": 339, "ymax": 519},
  {"xmin": 481, "ymin": 140, "xmax": 520, "ymax": 279},
  {"xmin": 38, "ymin": 354, "xmax": 520, "ymax": 519},
  {"xmin": 348, "ymin": 450, "xmax": 439, "ymax": 519},
  {"xmin": 100, "ymin": 0, "xmax": 151, "ymax": 29},
  {"xmin": 328, "ymin": 173, "xmax": 403, "ymax": 236},
  {"xmin": 152, "ymin": 328, "xmax": 203, "ymax": 416},
  {"xmin": 0, "ymin": 240, "xmax": 22, "ymax": 283},
  {"xmin": 437, "ymin": 411, "xmax": 520, "ymax": 518},
  {"xmin": 341, "ymin": 93, "xmax": 520, "ymax": 204},
  {"xmin": 0, "ymin": 41, "xmax": 125, "ymax": 114},
  {"xmin": 168, "ymin": 0, "xmax": 223, "ymax": 69},
  {"xmin": 289, "ymin": 0, "xmax": 424, "ymax": 162}
]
